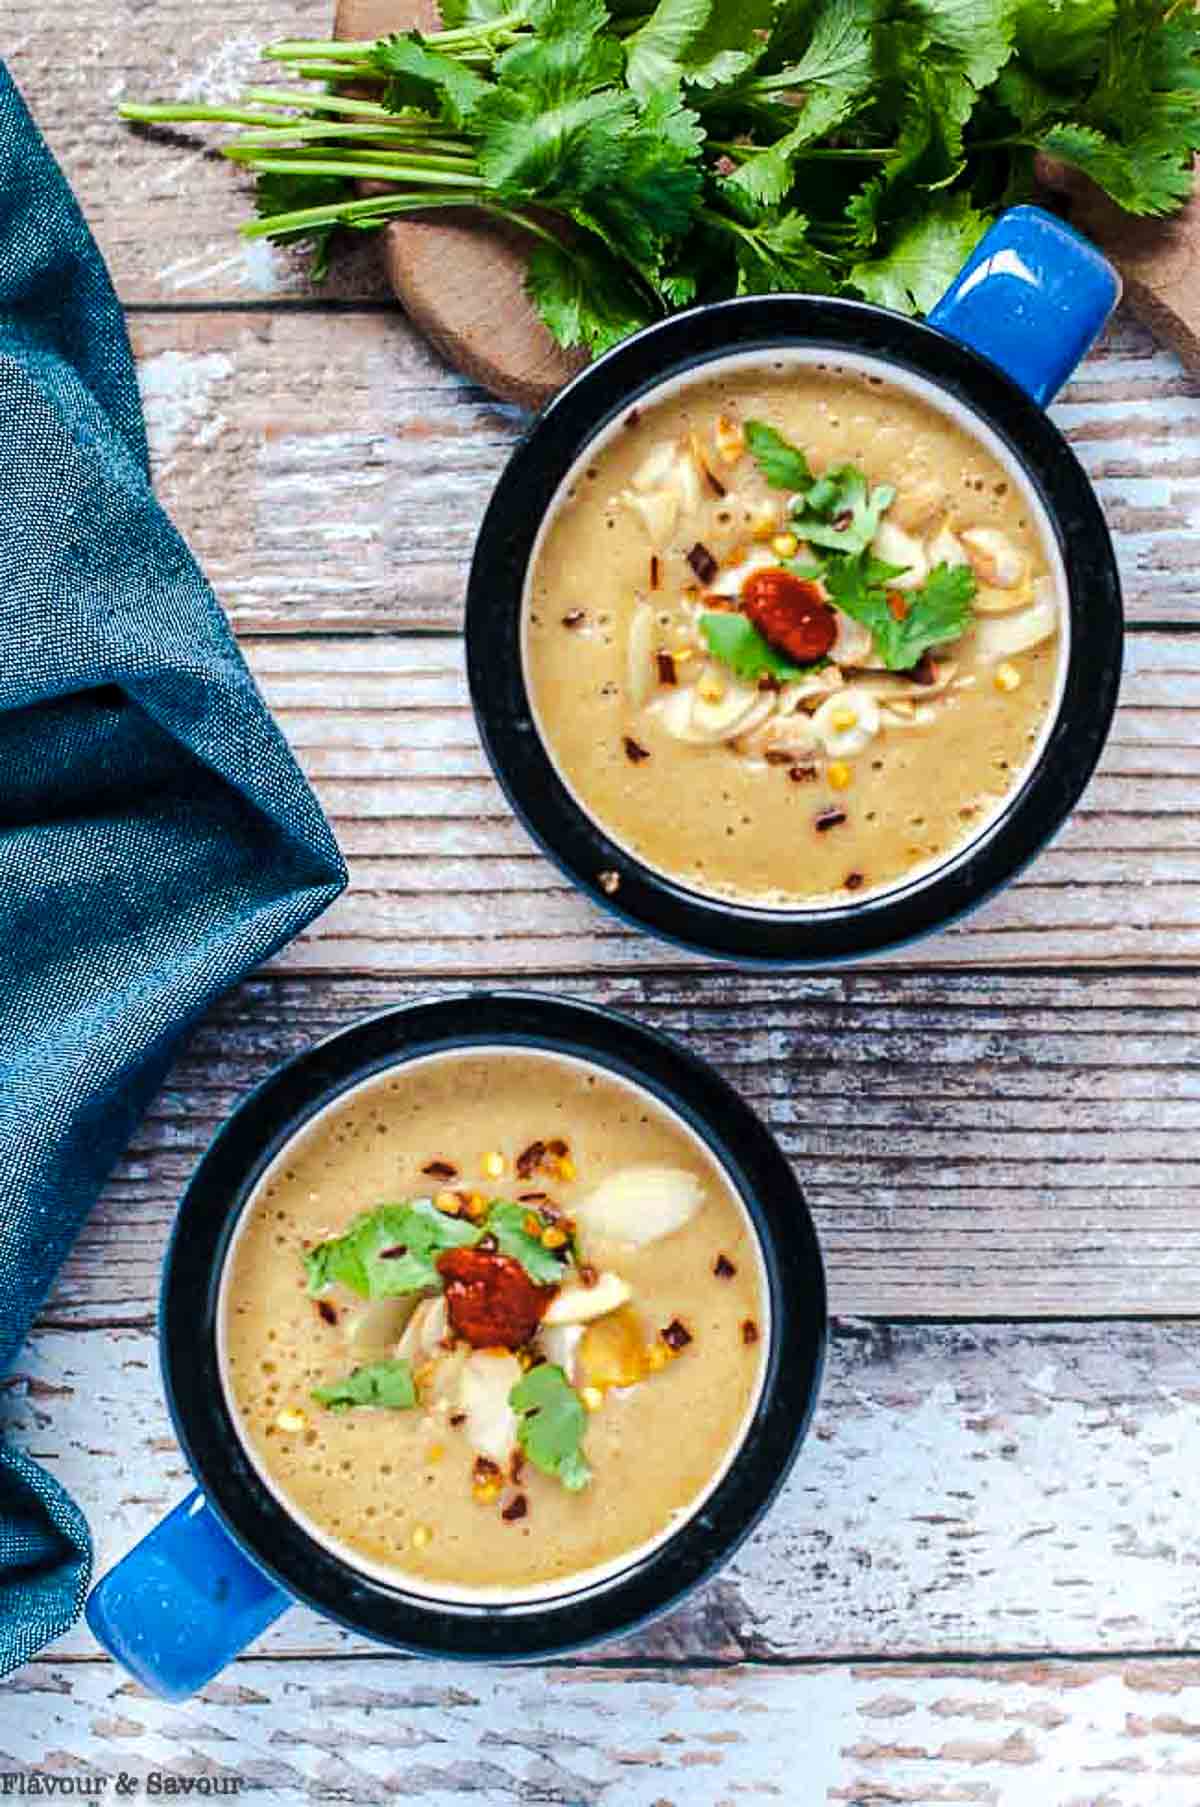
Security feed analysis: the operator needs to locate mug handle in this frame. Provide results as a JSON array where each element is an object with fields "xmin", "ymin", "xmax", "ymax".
[
  {"xmin": 927, "ymin": 203, "xmax": 1121, "ymax": 405},
  {"xmin": 85, "ymin": 1489, "xmax": 290, "ymax": 1701}
]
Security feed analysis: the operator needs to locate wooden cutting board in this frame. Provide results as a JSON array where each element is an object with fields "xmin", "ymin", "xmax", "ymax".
[{"xmin": 334, "ymin": 0, "xmax": 1200, "ymax": 407}]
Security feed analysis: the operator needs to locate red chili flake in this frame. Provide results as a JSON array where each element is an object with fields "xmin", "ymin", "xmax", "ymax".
[
  {"xmin": 502, "ymin": 1493, "xmax": 529, "ymax": 1523},
  {"xmin": 378, "ymin": 1244, "xmax": 408, "ymax": 1260},
  {"xmin": 449, "ymin": 1411, "xmax": 467, "ymax": 1429},
  {"xmin": 624, "ymin": 736, "xmax": 651, "ymax": 764},
  {"xmin": 657, "ymin": 651, "xmax": 677, "ymax": 686},
  {"xmin": 741, "ymin": 568, "xmax": 836, "ymax": 665},
  {"xmin": 598, "ymin": 870, "xmax": 621, "ymax": 896},
  {"xmin": 625, "ymin": 408, "xmax": 642, "ymax": 429},
  {"xmin": 562, "ymin": 610, "xmax": 586, "ymax": 629},
  {"xmin": 473, "ymin": 1455, "xmax": 502, "ymax": 1484},
  {"xmin": 815, "ymin": 808, "xmax": 847, "ymax": 831},
  {"xmin": 757, "ymin": 673, "xmax": 782, "ymax": 693},
  {"xmin": 906, "ymin": 652, "xmax": 938, "ymax": 685},
  {"xmin": 546, "ymin": 1139, "xmax": 568, "ymax": 1158},
  {"xmin": 701, "ymin": 464, "xmax": 727, "ymax": 499},
  {"xmin": 742, "ymin": 1318, "xmax": 760, "ymax": 1346},
  {"xmin": 649, "ymin": 554, "xmax": 661, "ymax": 591},
  {"xmin": 764, "ymin": 749, "xmax": 794, "ymax": 767},
  {"xmin": 831, "ymin": 508, "xmax": 853, "ymax": 530},
  {"xmin": 422, "ymin": 1159, "xmax": 458, "ymax": 1180},
  {"xmin": 687, "ymin": 542, "xmax": 719, "ymax": 586},
  {"xmin": 887, "ymin": 590, "xmax": 909, "ymax": 622},
  {"xmin": 437, "ymin": 1247, "xmax": 556, "ymax": 1349},
  {"xmin": 317, "ymin": 1300, "xmax": 339, "ymax": 1326},
  {"xmin": 518, "ymin": 1189, "xmax": 549, "ymax": 1203},
  {"xmin": 713, "ymin": 1254, "xmax": 736, "ymax": 1279},
  {"xmin": 845, "ymin": 872, "xmax": 866, "ymax": 891},
  {"xmin": 661, "ymin": 1318, "xmax": 693, "ymax": 1351},
  {"xmin": 579, "ymin": 1264, "xmax": 600, "ymax": 1289},
  {"xmin": 516, "ymin": 1140, "xmax": 546, "ymax": 1180},
  {"xmin": 509, "ymin": 1450, "xmax": 526, "ymax": 1484},
  {"xmin": 789, "ymin": 764, "xmax": 818, "ymax": 784}
]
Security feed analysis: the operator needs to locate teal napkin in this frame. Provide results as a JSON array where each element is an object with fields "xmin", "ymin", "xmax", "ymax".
[{"xmin": 0, "ymin": 64, "xmax": 347, "ymax": 1675}]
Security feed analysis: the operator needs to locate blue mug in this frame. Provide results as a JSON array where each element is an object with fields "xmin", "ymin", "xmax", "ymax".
[
  {"xmin": 86, "ymin": 993, "xmax": 826, "ymax": 1698},
  {"xmin": 467, "ymin": 204, "xmax": 1124, "ymax": 965}
]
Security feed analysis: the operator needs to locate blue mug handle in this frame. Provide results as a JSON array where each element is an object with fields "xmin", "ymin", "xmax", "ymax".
[
  {"xmin": 927, "ymin": 203, "xmax": 1121, "ymax": 405},
  {"xmin": 85, "ymin": 1489, "xmax": 289, "ymax": 1701}
]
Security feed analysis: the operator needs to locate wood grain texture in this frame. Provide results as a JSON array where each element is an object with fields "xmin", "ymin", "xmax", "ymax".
[
  {"xmin": 9, "ymin": 1653, "xmax": 1200, "ymax": 1805},
  {"xmin": 40, "ymin": 970, "xmax": 1200, "ymax": 1323},
  {"xmin": 213, "ymin": 632, "xmax": 1200, "ymax": 975},
  {"xmin": 9, "ymin": 1319, "xmax": 1200, "ymax": 1664},
  {"xmin": 124, "ymin": 308, "xmax": 1200, "ymax": 633}
]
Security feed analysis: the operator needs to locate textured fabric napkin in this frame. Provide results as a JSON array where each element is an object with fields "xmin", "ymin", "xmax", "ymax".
[{"xmin": 0, "ymin": 64, "xmax": 347, "ymax": 1676}]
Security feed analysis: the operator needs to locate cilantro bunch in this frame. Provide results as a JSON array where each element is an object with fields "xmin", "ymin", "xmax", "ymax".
[{"xmin": 121, "ymin": 0, "xmax": 1200, "ymax": 358}]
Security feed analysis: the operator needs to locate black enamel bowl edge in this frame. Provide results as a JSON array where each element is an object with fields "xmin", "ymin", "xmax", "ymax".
[
  {"xmin": 466, "ymin": 295, "xmax": 1124, "ymax": 967},
  {"xmin": 160, "ymin": 991, "xmax": 827, "ymax": 1661}
]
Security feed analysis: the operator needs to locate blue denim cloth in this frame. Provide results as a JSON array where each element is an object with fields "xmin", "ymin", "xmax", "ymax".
[{"xmin": 0, "ymin": 64, "xmax": 347, "ymax": 1675}]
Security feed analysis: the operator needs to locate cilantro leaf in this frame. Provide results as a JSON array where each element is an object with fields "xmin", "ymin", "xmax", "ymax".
[
  {"xmin": 792, "ymin": 466, "xmax": 897, "ymax": 553},
  {"xmin": 898, "ymin": 0, "xmax": 1016, "ymax": 93},
  {"xmin": 435, "ymin": 0, "xmax": 517, "ymax": 25},
  {"xmin": 824, "ymin": 553, "xmax": 976, "ymax": 669},
  {"xmin": 510, "ymin": 1363, "xmax": 592, "ymax": 1490},
  {"xmin": 699, "ymin": 611, "xmax": 816, "ymax": 682},
  {"xmin": 672, "ymin": 0, "xmax": 779, "ymax": 89},
  {"xmin": 487, "ymin": 1200, "xmax": 575, "ymax": 1283},
  {"xmin": 724, "ymin": 210, "xmax": 837, "ymax": 296},
  {"xmin": 252, "ymin": 170, "xmax": 354, "ymax": 280},
  {"xmin": 1035, "ymin": 120, "xmax": 1197, "ymax": 216},
  {"xmin": 304, "ymin": 1199, "xmax": 482, "ymax": 1299},
  {"xmin": 624, "ymin": 0, "xmax": 713, "ymax": 100},
  {"xmin": 850, "ymin": 192, "xmax": 991, "ymax": 314},
  {"xmin": 1012, "ymin": 0, "xmax": 1115, "ymax": 82},
  {"xmin": 744, "ymin": 419, "xmax": 814, "ymax": 491},
  {"xmin": 312, "ymin": 1359, "xmax": 417, "ymax": 1412},
  {"xmin": 369, "ymin": 32, "xmax": 491, "ymax": 129},
  {"xmin": 525, "ymin": 235, "xmax": 654, "ymax": 355}
]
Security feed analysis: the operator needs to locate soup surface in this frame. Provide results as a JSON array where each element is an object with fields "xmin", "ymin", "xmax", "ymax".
[
  {"xmin": 222, "ymin": 1050, "xmax": 766, "ymax": 1597},
  {"xmin": 524, "ymin": 358, "xmax": 1064, "ymax": 906}
]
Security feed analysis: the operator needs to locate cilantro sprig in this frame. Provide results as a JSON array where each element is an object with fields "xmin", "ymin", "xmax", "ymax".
[
  {"xmin": 824, "ymin": 553, "xmax": 977, "ymax": 670},
  {"xmin": 312, "ymin": 1358, "xmax": 417, "ymax": 1412},
  {"xmin": 304, "ymin": 1195, "xmax": 573, "ymax": 1298},
  {"xmin": 699, "ymin": 611, "xmax": 818, "ymax": 684},
  {"xmin": 509, "ymin": 1362, "xmax": 592, "ymax": 1490},
  {"xmin": 121, "ymin": 0, "xmax": 1200, "ymax": 358}
]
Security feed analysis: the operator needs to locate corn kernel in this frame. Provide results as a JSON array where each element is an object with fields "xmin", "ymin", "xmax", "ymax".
[
  {"xmin": 556, "ymin": 1154, "xmax": 577, "ymax": 1183},
  {"xmin": 541, "ymin": 1225, "xmax": 568, "ymax": 1250},
  {"xmin": 674, "ymin": 646, "xmax": 694, "ymax": 664},
  {"xmin": 581, "ymin": 1386, "xmax": 605, "ymax": 1412},
  {"xmin": 480, "ymin": 1151, "xmax": 505, "ymax": 1179},
  {"xmin": 827, "ymin": 761, "xmax": 852, "ymax": 791},
  {"xmin": 275, "ymin": 1407, "xmax": 307, "ymax": 1433},
  {"xmin": 523, "ymin": 1212, "xmax": 543, "ymax": 1237},
  {"xmin": 645, "ymin": 1343, "xmax": 670, "ymax": 1373},
  {"xmin": 473, "ymin": 1481, "xmax": 501, "ymax": 1505},
  {"xmin": 464, "ymin": 1192, "xmax": 487, "ymax": 1220},
  {"xmin": 830, "ymin": 706, "xmax": 857, "ymax": 734},
  {"xmin": 771, "ymin": 531, "xmax": 799, "ymax": 559},
  {"xmin": 435, "ymin": 1190, "xmax": 461, "ymax": 1216},
  {"xmin": 699, "ymin": 678, "xmax": 725, "ymax": 704},
  {"xmin": 994, "ymin": 661, "xmax": 1021, "ymax": 693},
  {"xmin": 411, "ymin": 1523, "xmax": 433, "ymax": 1549},
  {"xmin": 426, "ymin": 1444, "xmax": 445, "ymax": 1465}
]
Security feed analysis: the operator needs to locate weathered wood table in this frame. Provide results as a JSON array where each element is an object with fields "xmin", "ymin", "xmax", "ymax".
[{"xmin": 6, "ymin": 6, "xmax": 1200, "ymax": 1800}]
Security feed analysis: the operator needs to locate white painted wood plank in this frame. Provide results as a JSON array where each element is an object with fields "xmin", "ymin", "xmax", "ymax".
[
  {"xmin": 106, "ymin": 310, "xmax": 1200, "ymax": 633},
  {"xmin": 215, "ymin": 633, "xmax": 1200, "ymax": 975},
  {"xmin": 9, "ymin": 1320, "xmax": 1200, "ymax": 1665},
  {"xmin": 6, "ymin": 1652, "xmax": 1200, "ymax": 1806},
  {"xmin": 42, "ymin": 969, "xmax": 1200, "ymax": 1321}
]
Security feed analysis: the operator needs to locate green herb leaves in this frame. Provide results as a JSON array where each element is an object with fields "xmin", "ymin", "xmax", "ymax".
[
  {"xmin": 125, "ymin": 0, "xmax": 1200, "ymax": 341},
  {"xmin": 488, "ymin": 1201, "xmax": 572, "ymax": 1283},
  {"xmin": 744, "ymin": 420, "xmax": 813, "ymax": 492},
  {"xmin": 510, "ymin": 1362, "xmax": 592, "ymax": 1489},
  {"xmin": 311, "ymin": 1358, "xmax": 417, "ymax": 1412},
  {"xmin": 304, "ymin": 1199, "xmax": 483, "ymax": 1298},
  {"xmin": 699, "ymin": 612, "xmax": 814, "ymax": 683},
  {"xmin": 824, "ymin": 554, "xmax": 978, "ymax": 669},
  {"xmin": 745, "ymin": 419, "xmax": 896, "ymax": 554}
]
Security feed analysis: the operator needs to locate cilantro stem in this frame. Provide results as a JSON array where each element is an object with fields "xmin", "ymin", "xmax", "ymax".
[
  {"xmin": 241, "ymin": 87, "xmax": 396, "ymax": 117},
  {"xmin": 240, "ymin": 191, "xmax": 490, "ymax": 238},
  {"xmin": 225, "ymin": 153, "xmax": 482, "ymax": 186},
  {"xmin": 263, "ymin": 14, "xmax": 529, "ymax": 58},
  {"xmin": 119, "ymin": 103, "xmax": 294, "ymax": 128},
  {"xmin": 228, "ymin": 122, "xmax": 471, "ymax": 152}
]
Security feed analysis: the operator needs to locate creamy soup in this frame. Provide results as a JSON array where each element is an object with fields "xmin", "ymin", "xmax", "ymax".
[
  {"xmin": 221, "ymin": 1049, "xmax": 766, "ymax": 1599},
  {"xmin": 524, "ymin": 355, "xmax": 1065, "ymax": 907}
]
